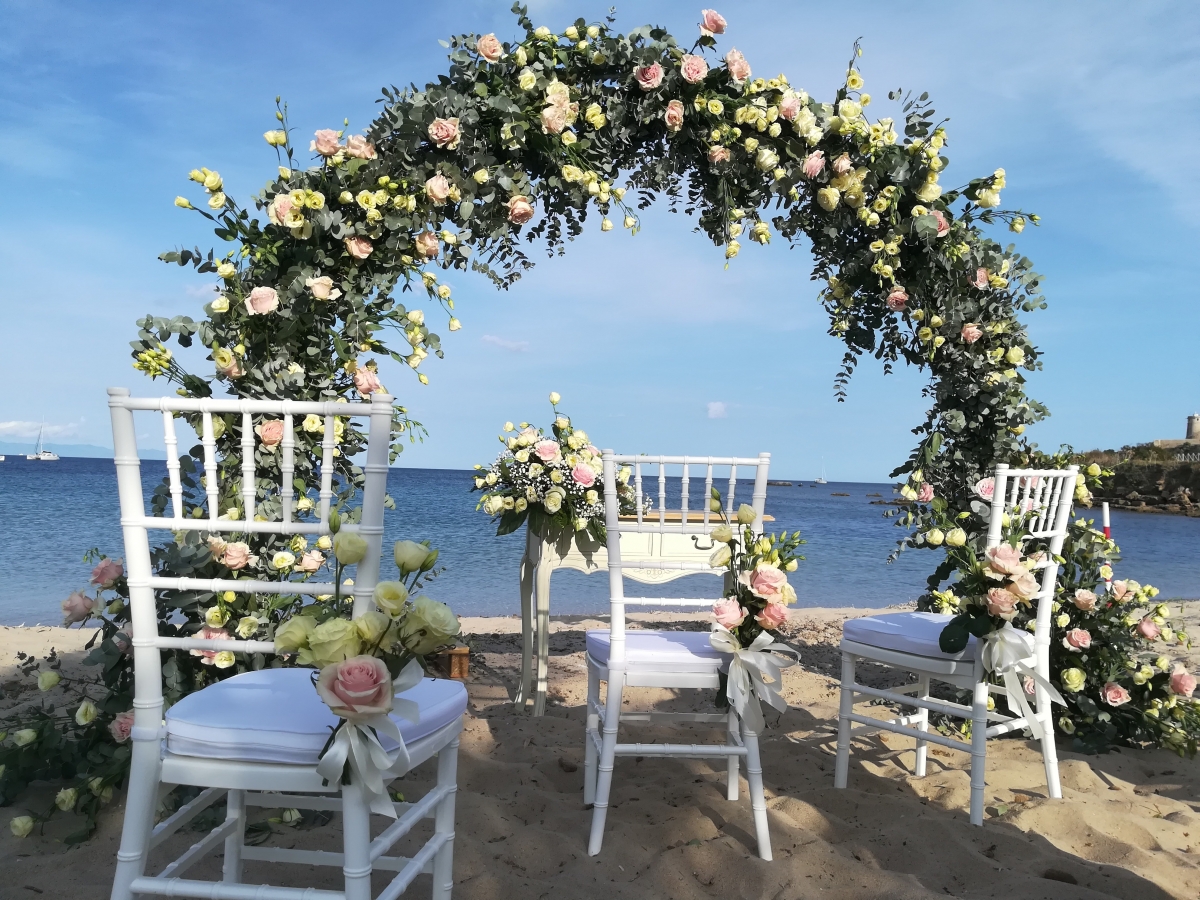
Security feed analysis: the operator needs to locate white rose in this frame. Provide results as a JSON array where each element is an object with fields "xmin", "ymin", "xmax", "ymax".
[{"xmin": 543, "ymin": 489, "xmax": 565, "ymax": 514}]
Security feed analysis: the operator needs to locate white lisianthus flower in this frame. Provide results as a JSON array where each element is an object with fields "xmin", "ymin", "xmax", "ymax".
[
  {"xmin": 709, "ymin": 544, "xmax": 732, "ymax": 567},
  {"xmin": 75, "ymin": 699, "xmax": 99, "ymax": 726},
  {"xmin": 272, "ymin": 551, "xmax": 296, "ymax": 571}
]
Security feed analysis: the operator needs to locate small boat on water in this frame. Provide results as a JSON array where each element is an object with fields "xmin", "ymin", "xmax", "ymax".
[
  {"xmin": 26, "ymin": 424, "xmax": 59, "ymax": 461},
  {"xmin": 814, "ymin": 458, "xmax": 827, "ymax": 484}
]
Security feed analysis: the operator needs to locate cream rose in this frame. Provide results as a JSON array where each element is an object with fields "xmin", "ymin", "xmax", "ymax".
[
  {"xmin": 306, "ymin": 275, "xmax": 341, "ymax": 301},
  {"xmin": 245, "ymin": 286, "xmax": 279, "ymax": 315},
  {"xmin": 333, "ymin": 532, "xmax": 368, "ymax": 565},
  {"xmin": 398, "ymin": 595, "xmax": 460, "ymax": 655},
  {"xmin": 394, "ymin": 540, "xmax": 429, "ymax": 574}
]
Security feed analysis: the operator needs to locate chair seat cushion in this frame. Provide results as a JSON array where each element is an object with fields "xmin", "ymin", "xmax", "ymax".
[
  {"xmin": 842, "ymin": 611, "xmax": 977, "ymax": 660},
  {"xmin": 586, "ymin": 629, "xmax": 726, "ymax": 673},
  {"xmin": 165, "ymin": 668, "xmax": 467, "ymax": 765}
]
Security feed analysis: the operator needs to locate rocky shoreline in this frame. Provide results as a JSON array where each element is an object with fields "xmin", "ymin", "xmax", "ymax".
[{"xmin": 1091, "ymin": 461, "xmax": 1200, "ymax": 517}]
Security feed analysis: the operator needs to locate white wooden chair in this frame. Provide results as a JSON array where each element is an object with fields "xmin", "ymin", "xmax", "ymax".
[
  {"xmin": 585, "ymin": 452, "xmax": 778, "ymax": 859},
  {"xmin": 834, "ymin": 463, "xmax": 1079, "ymax": 825},
  {"xmin": 106, "ymin": 388, "xmax": 467, "ymax": 900}
]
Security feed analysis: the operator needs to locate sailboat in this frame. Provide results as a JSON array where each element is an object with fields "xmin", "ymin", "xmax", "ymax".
[
  {"xmin": 26, "ymin": 423, "xmax": 59, "ymax": 461},
  {"xmin": 814, "ymin": 458, "xmax": 827, "ymax": 485}
]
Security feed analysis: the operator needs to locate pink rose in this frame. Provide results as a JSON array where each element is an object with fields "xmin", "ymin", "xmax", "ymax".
[
  {"xmin": 427, "ymin": 117, "xmax": 461, "ymax": 150},
  {"xmin": 311, "ymin": 129, "xmax": 341, "ymax": 157},
  {"xmin": 221, "ymin": 542, "xmax": 253, "ymax": 571},
  {"xmin": 540, "ymin": 104, "xmax": 568, "ymax": 134},
  {"xmin": 1063, "ymin": 628, "xmax": 1091, "ymax": 650},
  {"xmin": 779, "ymin": 95, "xmax": 802, "ymax": 121},
  {"xmin": 724, "ymin": 49, "xmax": 751, "ymax": 85},
  {"xmin": 700, "ymin": 8, "xmax": 727, "ymax": 36},
  {"xmin": 191, "ymin": 626, "xmax": 231, "ymax": 664},
  {"xmin": 664, "ymin": 99, "xmax": 685, "ymax": 132},
  {"xmin": 256, "ymin": 419, "xmax": 284, "ymax": 448},
  {"xmin": 1137, "ymin": 617, "xmax": 1161, "ymax": 640},
  {"xmin": 986, "ymin": 587, "xmax": 1020, "ymax": 620},
  {"xmin": 713, "ymin": 598, "xmax": 746, "ymax": 629},
  {"xmin": 216, "ymin": 354, "xmax": 243, "ymax": 379},
  {"xmin": 802, "ymin": 150, "xmax": 825, "ymax": 178},
  {"xmin": 755, "ymin": 602, "xmax": 788, "ymax": 630},
  {"xmin": 344, "ymin": 135, "xmax": 376, "ymax": 160},
  {"xmin": 353, "ymin": 367, "xmax": 382, "ymax": 395},
  {"xmin": 747, "ymin": 563, "xmax": 788, "ymax": 602},
  {"xmin": 916, "ymin": 482, "xmax": 933, "ymax": 503},
  {"xmin": 425, "ymin": 174, "xmax": 451, "ymax": 204},
  {"xmin": 971, "ymin": 267, "xmax": 990, "ymax": 289},
  {"xmin": 985, "ymin": 544, "xmax": 1025, "ymax": 579},
  {"xmin": 109, "ymin": 710, "xmax": 135, "ymax": 743},
  {"xmin": 832, "ymin": 153, "xmax": 852, "ymax": 175},
  {"xmin": 245, "ymin": 286, "xmax": 279, "ymax": 315},
  {"xmin": 507, "ymin": 195, "xmax": 535, "ymax": 224},
  {"xmin": 974, "ymin": 476, "xmax": 995, "ymax": 500},
  {"xmin": 961, "ymin": 323, "xmax": 983, "ymax": 344},
  {"xmin": 708, "ymin": 145, "xmax": 730, "ymax": 165},
  {"xmin": 90, "ymin": 557, "xmax": 123, "ymax": 588},
  {"xmin": 572, "ymin": 463, "xmax": 596, "ymax": 487},
  {"xmin": 1110, "ymin": 580, "xmax": 1130, "ymax": 601},
  {"xmin": 1072, "ymin": 589, "xmax": 1097, "ymax": 611},
  {"xmin": 533, "ymin": 439, "xmax": 561, "ymax": 462},
  {"xmin": 634, "ymin": 62, "xmax": 664, "ymax": 91},
  {"xmin": 415, "ymin": 230, "xmax": 439, "ymax": 258},
  {"xmin": 680, "ymin": 54, "xmax": 709, "ymax": 84},
  {"xmin": 1101, "ymin": 682, "xmax": 1131, "ymax": 706},
  {"xmin": 297, "ymin": 550, "xmax": 325, "ymax": 573},
  {"xmin": 269, "ymin": 194, "xmax": 294, "ymax": 226},
  {"xmin": 315, "ymin": 655, "xmax": 394, "ymax": 720},
  {"xmin": 62, "ymin": 591, "xmax": 96, "ymax": 625},
  {"xmin": 931, "ymin": 209, "xmax": 950, "ymax": 237},
  {"xmin": 1169, "ymin": 667, "xmax": 1197, "ymax": 698},
  {"xmin": 345, "ymin": 237, "xmax": 373, "ymax": 260},
  {"xmin": 1022, "ymin": 675, "xmax": 1036, "ymax": 696},
  {"xmin": 477, "ymin": 33, "xmax": 503, "ymax": 63},
  {"xmin": 885, "ymin": 287, "xmax": 908, "ymax": 311},
  {"xmin": 1007, "ymin": 572, "xmax": 1040, "ymax": 602}
]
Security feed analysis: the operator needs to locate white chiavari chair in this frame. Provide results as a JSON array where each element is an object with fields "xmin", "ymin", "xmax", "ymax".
[
  {"xmin": 585, "ymin": 451, "xmax": 778, "ymax": 859},
  {"xmin": 834, "ymin": 463, "xmax": 1079, "ymax": 825},
  {"xmin": 106, "ymin": 388, "xmax": 467, "ymax": 900}
]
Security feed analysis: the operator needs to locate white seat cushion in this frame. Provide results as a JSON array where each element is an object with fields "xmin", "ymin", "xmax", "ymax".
[
  {"xmin": 166, "ymin": 668, "xmax": 467, "ymax": 765},
  {"xmin": 842, "ymin": 611, "xmax": 977, "ymax": 660},
  {"xmin": 586, "ymin": 629, "xmax": 726, "ymax": 673}
]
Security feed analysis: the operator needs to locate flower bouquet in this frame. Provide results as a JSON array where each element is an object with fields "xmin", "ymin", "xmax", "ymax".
[
  {"xmin": 704, "ymin": 502, "xmax": 805, "ymax": 729},
  {"xmin": 471, "ymin": 392, "xmax": 642, "ymax": 543}
]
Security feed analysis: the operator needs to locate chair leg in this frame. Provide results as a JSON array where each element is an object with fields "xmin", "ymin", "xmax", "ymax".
[
  {"xmin": 341, "ymin": 779, "xmax": 374, "ymax": 900},
  {"xmin": 587, "ymin": 670, "xmax": 623, "ymax": 856},
  {"xmin": 969, "ymin": 678, "xmax": 990, "ymax": 826},
  {"xmin": 109, "ymin": 734, "xmax": 162, "ymax": 900},
  {"xmin": 913, "ymin": 674, "xmax": 930, "ymax": 778},
  {"xmin": 533, "ymin": 564, "xmax": 552, "ymax": 717},
  {"xmin": 742, "ymin": 721, "xmax": 772, "ymax": 861},
  {"xmin": 584, "ymin": 661, "xmax": 600, "ymax": 806},
  {"xmin": 1037, "ymin": 690, "xmax": 1063, "ymax": 799},
  {"xmin": 516, "ymin": 553, "xmax": 534, "ymax": 710},
  {"xmin": 221, "ymin": 789, "xmax": 246, "ymax": 883},
  {"xmin": 431, "ymin": 737, "xmax": 460, "ymax": 900},
  {"xmin": 725, "ymin": 709, "xmax": 740, "ymax": 802},
  {"xmin": 834, "ymin": 652, "xmax": 855, "ymax": 789}
]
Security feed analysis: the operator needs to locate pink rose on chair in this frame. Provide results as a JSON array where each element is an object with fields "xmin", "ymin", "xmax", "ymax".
[
  {"xmin": 256, "ymin": 419, "xmax": 284, "ymax": 448},
  {"xmin": 885, "ymin": 287, "xmax": 908, "ymax": 311},
  {"xmin": 755, "ymin": 602, "xmax": 788, "ymax": 630},
  {"xmin": 533, "ymin": 439, "xmax": 561, "ymax": 462},
  {"xmin": 1007, "ymin": 571, "xmax": 1040, "ymax": 602},
  {"xmin": 345, "ymin": 237, "xmax": 373, "ymax": 260},
  {"xmin": 1101, "ymin": 682, "xmax": 1131, "ymax": 707},
  {"xmin": 724, "ymin": 49, "xmax": 751, "ymax": 85},
  {"xmin": 984, "ymin": 544, "xmax": 1025, "ymax": 580},
  {"xmin": 427, "ymin": 117, "xmax": 461, "ymax": 150},
  {"xmin": 477, "ymin": 33, "xmax": 503, "ymax": 63},
  {"xmin": 779, "ymin": 95, "xmax": 802, "ymax": 121},
  {"xmin": 634, "ymin": 63, "xmax": 663, "ymax": 91},
  {"xmin": 62, "ymin": 591, "xmax": 97, "ymax": 625},
  {"xmin": 664, "ymin": 99, "xmax": 685, "ymax": 132},
  {"xmin": 297, "ymin": 550, "xmax": 325, "ymax": 573},
  {"xmin": 425, "ymin": 174, "xmax": 451, "ymax": 204},
  {"xmin": 507, "ymin": 195, "xmax": 535, "ymax": 224},
  {"xmin": 221, "ymin": 542, "xmax": 253, "ymax": 570},
  {"xmin": 802, "ymin": 150, "xmax": 825, "ymax": 178},
  {"xmin": 745, "ymin": 563, "xmax": 787, "ymax": 603},
  {"xmin": 1072, "ymin": 589, "xmax": 1097, "ymax": 611},
  {"xmin": 245, "ymin": 286, "xmax": 279, "ymax": 315},
  {"xmin": 680, "ymin": 54, "xmax": 709, "ymax": 84},
  {"xmin": 191, "ymin": 626, "xmax": 231, "ymax": 665},
  {"xmin": 1137, "ymin": 617, "xmax": 1160, "ymax": 640},
  {"xmin": 985, "ymin": 587, "xmax": 1020, "ymax": 620},
  {"xmin": 971, "ymin": 268, "xmax": 990, "ymax": 289},
  {"xmin": 973, "ymin": 476, "xmax": 995, "ymax": 500},
  {"xmin": 1169, "ymin": 667, "xmax": 1197, "ymax": 698},
  {"xmin": 316, "ymin": 655, "xmax": 394, "ymax": 720},
  {"xmin": 571, "ymin": 463, "xmax": 596, "ymax": 488},
  {"xmin": 311, "ymin": 129, "xmax": 341, "ymax": 157},
  {"xmin": 961, "ymin": 323, "xmax": 984, "ymax": 344},
  {"xmin": 708, "ymin": 145, "xmax": 730, "ymax": 165},
  {"xmin": 931, "ymin": 209, "xmax": 950, "ymax": 237},
  {"xmin": 353, "ymin": 367, "xmax": 382, "ymax": 395},
  {"xmin": 344, "ymin": 135, "xmax": 376, "ymax": 160},
  {"xmin": 109, "ymin": 710, "xmax": 135, "ymax": 743},
  {"xmin": 1063, "ymin": 628, "xmax": 1091, "ymax": 651},
  {"xmin": 916, "ymin": 482, "xmax": 934, "ymax": 503},
  {"xmin": 713, "ymin": 598, "xmax": 747, "ymax": 629},
  {"xmin": 90, "ymin": 557, "xmax": 124, "ymax": 588},
  {"xmin": 700, "ymin": 9, "xmax": 727, "ymax": 36}
]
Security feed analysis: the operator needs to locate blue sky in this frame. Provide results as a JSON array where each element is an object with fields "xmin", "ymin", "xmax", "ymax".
[{"xmin": 1, "ymin": 0, "xmax": 1196, "ymax": 480}]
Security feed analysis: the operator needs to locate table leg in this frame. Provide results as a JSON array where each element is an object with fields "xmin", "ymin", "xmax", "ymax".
[
  {"xmin": 533, "ymin": 562, "xmax": 552, "ymax": 717},
  {"xmin": 516, "ymin": 549, "xmax": 535, "ymax": 710}
]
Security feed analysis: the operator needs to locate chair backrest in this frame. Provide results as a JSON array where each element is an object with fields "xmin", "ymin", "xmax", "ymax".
[
  {"xmin": 984, "ymin": 463, "xmax": 1079, "ymax": 664},
  {"xmin": 107, "ymin": 388, "xmax": 394, "ymax": 700},
  {"xmin": 600, "ymin": 452, "xmax": 770, "ymax": 665}
]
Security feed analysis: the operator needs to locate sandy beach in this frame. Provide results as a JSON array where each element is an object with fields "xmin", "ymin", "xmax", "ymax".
[{"xmin": 3, "ymin": 607, "xmax": 1199, "ymax": 900}]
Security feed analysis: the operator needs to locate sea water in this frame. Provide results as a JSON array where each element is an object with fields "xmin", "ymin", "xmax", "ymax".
[{"xmin": 1, "ymin": 457, "xmax": 1196, "ymax": 625}]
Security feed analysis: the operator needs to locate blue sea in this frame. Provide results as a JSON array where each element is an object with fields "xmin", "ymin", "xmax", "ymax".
[{"xmin": 1, "ymin": 457, "xmax": 1197, "ymax": 625}]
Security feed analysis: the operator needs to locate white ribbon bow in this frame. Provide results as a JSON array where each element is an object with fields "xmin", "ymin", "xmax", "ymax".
[
  {"xmin": 980, "ymin": 623, "xmax": 1064, "ymax": 741},
  {"xmin": 709, "ymin": 625, "xmax": 800, "ymax": 732},
  {"xmin": 315, "ymin": 659, "xmax": 424, "ymax": 818}
]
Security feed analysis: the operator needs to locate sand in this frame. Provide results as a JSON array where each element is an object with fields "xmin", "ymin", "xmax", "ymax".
[{"xmin": 2, "ymin": 608, "xmax": 1199, "ymax": 900}]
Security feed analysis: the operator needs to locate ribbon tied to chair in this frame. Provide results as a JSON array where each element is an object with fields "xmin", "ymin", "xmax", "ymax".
[
  {"xmin": 709, "ymin": 625, "xmax": 800, "ymax": 732},
  {"xmin": 980, "ymin": 623, "xmax": 1064, "ymax": 741},
  {"xmin": 315, "ymin": 659, "xmax": 423, "ymax": 818}
]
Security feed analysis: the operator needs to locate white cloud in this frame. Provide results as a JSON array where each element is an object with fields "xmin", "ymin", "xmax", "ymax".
[
  {"xmin": 481, "ymin": 334, "xmax": 529, "ymax": 352},
  {"xmin": 184, "ymin": 283, "xmax": 219, "ymax": 298},
  {"xmin": 707, "ymin": 401, "xmax": 727, "ymax": 419},
  {"xmin": 0, "ymin": 420, "xmax": 79, "ymax": 438}
]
